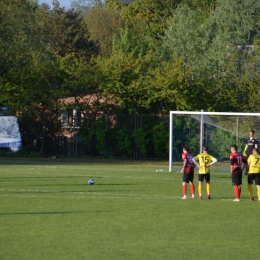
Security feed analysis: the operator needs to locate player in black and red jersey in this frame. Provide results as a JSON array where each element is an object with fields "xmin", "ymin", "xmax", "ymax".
[
  {"xmin": 230, "ymin": 145, "xmax": 247, "ymax": 202},
  {"xmin": 180, "ymin": 145, "xmax": 195, "ymax": 199}
]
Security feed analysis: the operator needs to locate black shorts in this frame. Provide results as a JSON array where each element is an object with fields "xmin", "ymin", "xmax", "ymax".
[
  {"xmin": 183, "ymin": 172, "xmax": 194, "ymax": 183},
  {"xmin": 232, "ymin": 171, "xmax": 242, "ymax": 186},
  {"xmin": 247, "ymin": 173, "xmax": 260, "ymax": 185},
  {"xmin": 198, "ymin": 173, "xmax": 210, "ymax": 182}
]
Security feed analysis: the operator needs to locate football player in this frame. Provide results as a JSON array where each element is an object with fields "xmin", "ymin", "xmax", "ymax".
[
  {"xmin": 243, "ymin": 130, "xmax": 258, "ymax": 159},
  {"xmin": 230, "ymin": 145, "xmax": 247, "ymax": 202},
  {"xmin": 246, "ymin": 148, "xmax": 260, "ymax": 201},
  {"xmin": 192, "ymin": 146, "xmax": 217, "ymax": 199},
  {"xmin": 180, "ymin": 145, "xmax": 195, "ymax": 199}
]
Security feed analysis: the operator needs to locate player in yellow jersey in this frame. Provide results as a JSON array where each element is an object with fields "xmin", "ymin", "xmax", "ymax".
[
  {"xmin": 192, "ymin": 146, "xmax": 217, "ymax": 199},
  {"xmin": 246, "ymin": 148, "xmax": 260, "ymax": 201}
]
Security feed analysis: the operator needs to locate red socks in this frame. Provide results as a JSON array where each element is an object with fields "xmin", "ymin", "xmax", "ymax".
[
  {"xmin": 182, "ymin": 185, "xmax": 187, "ymax": 196},
  {"xmin": 234, "ymin": 185, "xmax": 240, "ymax": 199},
  {"xmin": 190, "ymin": 183, "xmax": 195, "ymax": 195}
]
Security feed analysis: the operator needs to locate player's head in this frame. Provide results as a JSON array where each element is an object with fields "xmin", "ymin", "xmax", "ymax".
[
  {"xmin": 230, "ymin": 145, "xmax": 237, "ymax": 153},
  {"xmin": 202, "ymin": 146, "xmax": 208, "ymax": 153},
  {"xmin": 252, "ymin": 148, "xmax": 258, "ymax": 154},
  {"xmin": 250, "ymin": 130, "xmax": 255, "ymax": 137},
  {"xmin": 183, "ymin": 145, "xmax": 189, "ymax": 153}
]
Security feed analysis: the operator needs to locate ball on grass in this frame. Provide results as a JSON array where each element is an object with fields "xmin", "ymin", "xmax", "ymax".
[{"xmin": 88, "ymin": 179, "xmax": 95, "ymax": 185}]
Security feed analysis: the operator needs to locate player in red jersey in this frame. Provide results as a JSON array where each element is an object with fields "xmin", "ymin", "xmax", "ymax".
[
  {"xmin": 230, "ymin": 145, "xmax": 247, "ymax": 202},
  {"xmin": 180, "ymin": 145, "xmax": 195, "ymax": 199}
]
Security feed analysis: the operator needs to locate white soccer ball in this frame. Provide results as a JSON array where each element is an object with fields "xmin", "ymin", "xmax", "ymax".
[{"xmin": 88, "ymin": 179, "xmax": 95, "ymax": 185}]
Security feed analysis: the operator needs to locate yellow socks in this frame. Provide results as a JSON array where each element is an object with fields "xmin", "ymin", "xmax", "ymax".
[
  {"xmin": 248, "ymin": 184, "xmax": 253, "ymax": 198},
  {"xmin": 207, "ymin": 183, "xmax": 211, "ymax": 195},
  {"xmin": 198, "ymin": 184, "xmax": 202, "ymax": 196}
]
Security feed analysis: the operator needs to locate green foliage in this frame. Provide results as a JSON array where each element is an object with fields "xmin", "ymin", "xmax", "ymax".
[
  {"xmin": 84, "ymin": 7, "xmax": 124, "ymax": 56},
  {"xmin": 102, "ymin": 47, "xmax": 155, "ymax": 114},
  {"xmin": 108, "ymin": 114, "xmax": 135, "ymax": 157},
  {"xmin": 210, "ymin": 0, "xmax": 260, "ymax": 46},
  {"xmin": 95, "ymin": 118, "xmax": 108, "ymax": 156},
  {"xmin": 133, "ymin": 128, "xmax": 149, "ymax": 157},
  {"xmin": 182, "ymin": 0, "xmax": 216, "ymax": 17},
  {"xmin": 164, "ymin": 5, "xmax": 209, "ymax": 68},
  {"xmin": 152, "ymin": 122, "xmax": 169, "ymax": 158},
  {"xmin": 2, "ymin": 0, "xmax": 260, "ymax": 157},
  {"xmin": 0, "ymin": 0, "xmax": 98, "ymax": 155},
  {"xmin": 0, "ymin": 147, "xmax": 40, "ymax": 158},
  {"xmin": 171, "ymin": 115, "xmax": 201, "ymax": 159},
  {"xmin": 120, "ymin": 0, "xmax": 182, "ymax": 43},
  {"xmin": 114, "ymin": 129, "xmax": 133, "ymax": 157}
]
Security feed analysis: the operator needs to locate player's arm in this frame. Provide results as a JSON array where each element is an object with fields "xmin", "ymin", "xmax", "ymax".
[
  {"xmin": 180, "ymin": 159, "xmax": 187, "ymax": 174},
  {"xmin": 192, "ymin": 160, "xmax": 196, "ymax": 169},
  {"xmin": 230, "ymin": 158, "xmax": 234, "ymax": 173},
  {"xmin": 241, "ymin": 157, "xmax": 247, "ymax": 173},
  {"xmin": 255, "ymin": 139, "xmax": 258, "ymax": 149},
  {"xmin": 245, "ymin": 156, "xmax": 251, "ymax": 175},
  {"xmin": 206, "ymin": 157, "xmax": 217, "ymax": 168},
  {"xmin": 243, "ymin": 144, "xmax": 248, "ymax": 156},
  {"xmin": 245, "ymin": 162, "xmax": 250, "ymax": 175},
  {"xmin": 192, "ymin": 157, "xmax": 201, "ymax": 168}
]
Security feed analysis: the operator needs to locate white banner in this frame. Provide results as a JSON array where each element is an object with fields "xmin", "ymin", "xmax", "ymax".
[{"xmin": 0, "ymin": 116, "xmax": 22, "ymax": 148}]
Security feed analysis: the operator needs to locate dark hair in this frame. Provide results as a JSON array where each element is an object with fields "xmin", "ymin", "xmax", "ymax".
[
  {"xmin": 250, "ymin": 130, "xmax": 255, "ymax": 134},
  {"xmin": 183, "ymin": 145, "xmax": 190, "ymax": 152},
  {"xmin": 203, "ymin": 146, "xmax": 208, "ymax": 151},
  {"xmin": 230, "ymin": 145, "xmax": 237, "ymax": 151}
]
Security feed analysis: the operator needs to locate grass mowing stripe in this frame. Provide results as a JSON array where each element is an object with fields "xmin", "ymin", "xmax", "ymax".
[{"xmin": 0, "ymin": 194, "xmax": 183, "ymax": 201}]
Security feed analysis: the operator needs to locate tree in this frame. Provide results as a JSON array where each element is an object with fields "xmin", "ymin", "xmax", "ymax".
[
  {"xmin": 37, "ymin": 0, "xmax": 98, "ymax": 58},
  {"xmin": 0, "ymin": 0, "xmax": 98, "ymax": 155},
  {"xmin": 0, "ymin": 0, "xmax": 39, "ymax": 81},
  {"xmin": 181, "ymin": 0, "xmax": 216, "ymax": 17},
  {"xmin": 222, "ymin": 40, "xmax": 260, "ymax": 112},
  {"xmin": 202, "ymin": 0, "xmax": 260, "ymax": 76},
  {"xmin": 100, "ymin": 23, "xmax": 157, "ymax": 114},
  {"xmin": 163, "ymin": 5, "xmax": 210, "ymax": 71},
  {"xmin": 120, "ymin": 0, "xmax": 182, "ymax": 43},
  {"xmin": 84, "ymin": 7, "xmax": 124, "ymax": 57},
  {"xmin": 162, "ymin": 1, "xmax": 260, "ymax": 112},
  {"xmin": 71, "ymin": 0, "xmax": 105, "ymax": 10}
]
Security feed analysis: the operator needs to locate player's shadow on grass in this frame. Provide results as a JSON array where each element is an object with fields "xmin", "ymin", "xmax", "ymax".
[
  {"xmin": 94, "ymin": 183, "xmax": 136, "ymax": 185},
  {"xmin": 0, "ymin": 211, "xmax": 110, "ymax": 216},
  {"xmin": 0, "ymin": 176, "xmax": 103, "ymax": 180},
  {"xmin": 216, "ymin": 176, "xmax": 231, "ymax": 179},
  {"xmin": 10, "ymin": 189, "xmax": 141, "ymax": 193},
  {"xmin": 30, "ymin": 183, "xmax": 136, "ymax": 186}
]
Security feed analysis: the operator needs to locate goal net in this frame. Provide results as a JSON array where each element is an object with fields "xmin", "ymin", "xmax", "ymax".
[{"xmin": 169, "ymin": 111, "xmax": 260, "ymax": 172}]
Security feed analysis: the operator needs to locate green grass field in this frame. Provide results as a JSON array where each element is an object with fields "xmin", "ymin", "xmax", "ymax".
[{"xmin": 0, "ymin": 159, "xmax": 259, "ymax": 260}]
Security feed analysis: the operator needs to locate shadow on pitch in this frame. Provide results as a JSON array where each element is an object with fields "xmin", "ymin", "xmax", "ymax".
[
  {"xmin": 0, "ymin": 211, "xmax": 110, "ymax": 216},
  {"xmin": 31, "ymin": 183, "xmax": 137, "ymax": 186},
  {"xmin": 0, "ymin": 176, "xmax": 105, "ymax": 181},
  {"xmin": 216, "ymin": 176, "xmax": 231, "ymax": 179},
  {"xmin": 9, "ymin": 188, "xmax": 141, "ymax": 193}
]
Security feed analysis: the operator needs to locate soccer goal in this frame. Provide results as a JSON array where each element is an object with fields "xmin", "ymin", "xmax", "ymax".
[{"xmin": 169, "ymin": 111, "xmax": 260, "ymax": 172}]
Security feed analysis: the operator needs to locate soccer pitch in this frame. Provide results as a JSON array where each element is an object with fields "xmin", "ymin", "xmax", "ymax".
[{"xmin": 0, "ymin": 159, "xmax": 259, "ymax": 260}]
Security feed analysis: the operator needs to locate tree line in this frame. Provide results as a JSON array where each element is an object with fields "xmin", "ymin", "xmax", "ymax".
[{"xmin": 0, "ymin": 0, "xmax": 260, "ymax": 156}]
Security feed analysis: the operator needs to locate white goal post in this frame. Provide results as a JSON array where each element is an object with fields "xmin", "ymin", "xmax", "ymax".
[{"xmin": 169, "ymin": 111, "xmax": 260, "ymax": 172}]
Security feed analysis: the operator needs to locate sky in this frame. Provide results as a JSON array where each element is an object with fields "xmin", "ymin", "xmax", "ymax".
[{"xmin": 38, "ymin": 0, "xmax": 72, "ymax": 8}]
